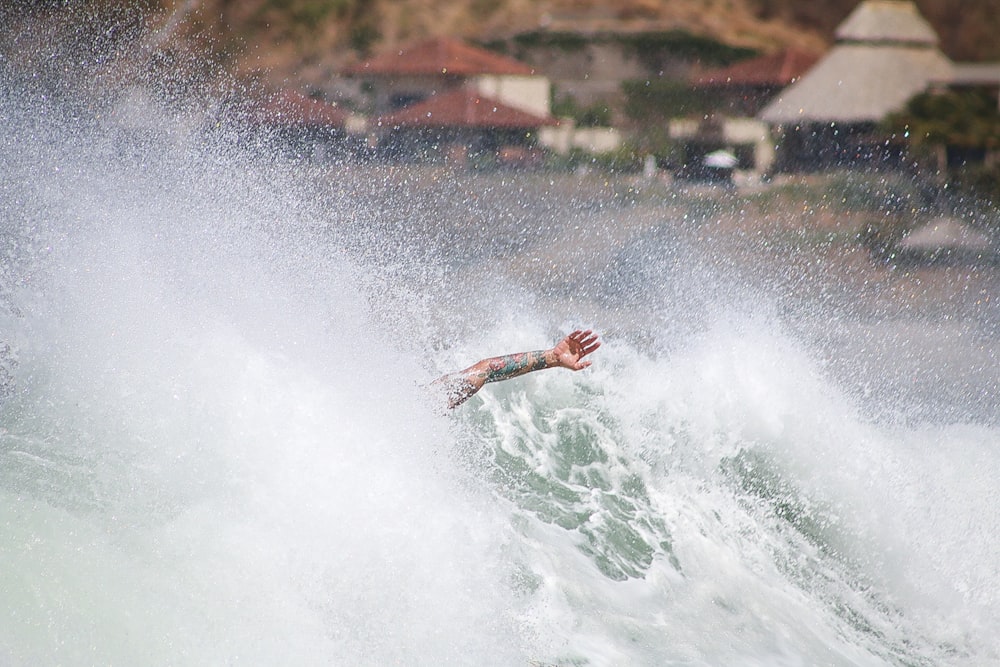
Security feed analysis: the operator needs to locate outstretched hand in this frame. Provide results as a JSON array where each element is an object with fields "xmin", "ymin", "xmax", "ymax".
[
  {"xmin": 436, "ymin": 329, "xmax": 601, "ymax": 408},
  {"xmin": 551, "ymin": 329, "xmax": 601, "ymax": 371}
]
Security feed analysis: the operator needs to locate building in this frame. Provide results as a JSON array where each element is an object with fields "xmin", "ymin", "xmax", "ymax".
[
  {"xmin": 371, "ymin": 88, "xmax": 558, "ymax": 165},
  {"xmin": 344, "ymin": 36, "xmax": 551, "ymax": 118},
  {"xmin": 670, "ymin": 49, "xmax": 819, "ymax": 177},
  {"xmin": 929, "ymin": 62, "xmax": 1000, "ymax": 168},
  {"xmin": 758, "ymin": 0, "xmax": 954, "ymax": 172},
  {"xmin": 694, "ymin": 49, "xmax": 819, "ymax": 117},
  {"xmin": 344, "ymin": 36, "xmax": 559, "ymax": 162}
]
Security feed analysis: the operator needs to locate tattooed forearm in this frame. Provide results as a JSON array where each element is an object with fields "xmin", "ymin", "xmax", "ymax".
[
  {"xmin": 435, "ymin": 330, "xmax": 600, "ymax": 409},
  {"xmin": 484, "ymin": 350, "xmax": 549, "ymax": 383}
]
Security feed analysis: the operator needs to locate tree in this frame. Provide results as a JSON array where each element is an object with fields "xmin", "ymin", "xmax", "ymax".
[
  {"xmin": 887, "ymin": 88, "xmax": 1000, "ymax": 153},
  {"xmin": 887, "ymin": 88, "xmax": 1000, "ymax": 203}
]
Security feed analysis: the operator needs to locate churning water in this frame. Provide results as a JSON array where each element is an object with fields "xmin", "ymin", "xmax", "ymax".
[{"xmin": 2, "ymin": 16, "xmax": 1000, "ymax": 667}]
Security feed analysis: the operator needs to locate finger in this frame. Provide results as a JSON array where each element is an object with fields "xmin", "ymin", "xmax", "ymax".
[{"xmin": 579, "ymin": 333, "xmax": 599, "ymax": 351}]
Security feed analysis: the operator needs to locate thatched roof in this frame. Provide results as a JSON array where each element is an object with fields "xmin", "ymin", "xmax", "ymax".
[
  {"xmin": 835, "ymin": 0, "xmax": 938, "ymax": 45},
  {"xmin": 759, "ymin": 1, "xmax": 953, "ymax": 125},
  {"xmin": 759, "ymin": 45, "xmax": 952, "ymax": 123}
]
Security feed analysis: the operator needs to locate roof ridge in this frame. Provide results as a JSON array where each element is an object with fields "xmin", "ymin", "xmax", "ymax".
[{"xmin": 345, "ymin": 36, "xmax": 535, "ymax": 76}]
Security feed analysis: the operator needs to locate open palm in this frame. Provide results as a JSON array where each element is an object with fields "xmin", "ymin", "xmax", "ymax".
[{"xmin": 552, "ymin": 329, "xmax": 601, "ymax": 370}]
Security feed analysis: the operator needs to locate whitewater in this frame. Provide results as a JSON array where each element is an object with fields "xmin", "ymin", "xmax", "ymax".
[{"xmin": 2, "ymin": 21, "xmax": 1000, "ymax": 667}]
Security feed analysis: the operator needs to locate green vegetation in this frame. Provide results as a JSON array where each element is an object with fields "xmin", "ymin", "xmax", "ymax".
[
  {"xmin": 810, "ymin": 172, "xmax": 929, "ymax": 216},
  {"xmin": 551, "ymin": 94, "xmax": 613, "ymax": 127},
  {"xmin": 545, "ymin": 146, "xmax": 647, "ymax": 174},
  {"xmin": 953, "ymin": 163, "xmax": 1000, "ymax": 207},
  {"xmin": 616, "ymin": 30, "xmax": 756, "ymax": 67},
  {"xmin": 630, "ymin": 126, "xmax": 684, "ymax": 169},
  {"xmin": 887, "ymin": 88, "xmax": 1000, "ymax": 205},
  {"xmin": 622, "ymin": 78, "xmax": 717, "ymax": 121},
  {"xmin": 887, "ymin": 88, "xmax": 1000, "ymax": 151},
  {"xmin": 510, "ymin": 30, "xmax": 590, "ymax": 52},
  {"xmin": 509, "ymin": 29, "xmax": 755, "ymax": 67},
  {"xmin": 348, "ymin": 19, "xmax": 380, "ymax": 53}
]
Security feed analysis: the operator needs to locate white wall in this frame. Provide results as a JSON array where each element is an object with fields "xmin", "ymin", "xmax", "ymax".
[
  {"xmin": 473, "ymin": 75, "xmax": 552, "ymax": 118},
  {"xmin": 670, "ymin": 117, "xmax": 775, "ymax": 173},
  {"xmin": 539, "ymin": 120, "xmax": 623, "ymax": 155}
]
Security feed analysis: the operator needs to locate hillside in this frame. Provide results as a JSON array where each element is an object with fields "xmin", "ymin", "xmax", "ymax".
[
  {"xmin": 156, "ymin": 0, "xmax": 998, "ymax": 91},
  {"xmin": 5, "ymin": 0, "xmax": 998, "ymax": 107}
]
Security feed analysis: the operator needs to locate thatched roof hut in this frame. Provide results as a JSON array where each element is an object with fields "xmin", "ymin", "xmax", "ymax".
[
  {"xmin": 758, "ymin": 1, "xmax": 955, "ymax": 172},
  {"xmin": 760, "ymin": 1, "xmax": 952, "ymax": 125}
]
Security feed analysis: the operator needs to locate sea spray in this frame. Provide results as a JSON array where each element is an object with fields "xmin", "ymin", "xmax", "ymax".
[
  {"xmin": 3, "ymin": 8, "xmax": 1000, "ymax": 666},
  {"xmin": 0, "ymin": 66, "xmax": 535, "ymax": 667}
]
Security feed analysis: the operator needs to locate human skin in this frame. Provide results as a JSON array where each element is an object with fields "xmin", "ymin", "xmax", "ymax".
[{"xmin": 436, "ymin": 329, "xmax": 601, "ymax": 408}]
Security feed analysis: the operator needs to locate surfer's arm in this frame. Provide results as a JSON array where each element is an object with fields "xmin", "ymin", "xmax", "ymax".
[{"xmin": 436, "ymin": 330, "xmax": 600, "ymax": 408}]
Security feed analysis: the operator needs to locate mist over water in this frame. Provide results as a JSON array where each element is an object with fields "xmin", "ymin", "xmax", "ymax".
[{"xmin": 3, "ymin": 12, "xmax": 1000, "ymax": 666}]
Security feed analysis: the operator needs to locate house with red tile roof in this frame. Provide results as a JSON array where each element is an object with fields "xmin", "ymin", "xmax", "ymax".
[
  {"xmin": 666, "ymin": 48, "xmax": 819, "ymax": 179},
  {"xmin": 667, "ymin": 48, "xmax": 820, "ymax": 178},
  {"xmin": 345, "ymin": 37, "xmax": 558, "ymax": 164},
  {"xmin": 346, "ymin": 36, "xmax": 536, "ymax": 78},
  {"xmin": 345, "ymin": 37, "xmax": 551, "ymax": 119},
  {"xmin": 374, "ymin": 89, "xmax": 559, "ymax": 130},
  {"xmin": 371, "ymin": 88, "xmax": 558, "ymax": 164},
  {"xmin": 694, "ymin": 49, "xmax": 818, "ymax": 117}
]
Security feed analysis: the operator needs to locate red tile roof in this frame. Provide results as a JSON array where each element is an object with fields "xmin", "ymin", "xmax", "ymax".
[
  {"xmin": 695, "ymin": 49, "xmax": 820, "ymax": 87},
  {"xmin": 251, "ymin": 89, "xmax": 350, "ymax": 127},
  {"xmin": 374, "ymin": 89, "xmax": 558, "ymax": 129},
  {"xmin": 345, "ymin": 37, "xmax": 536, "ymax": 77}
]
